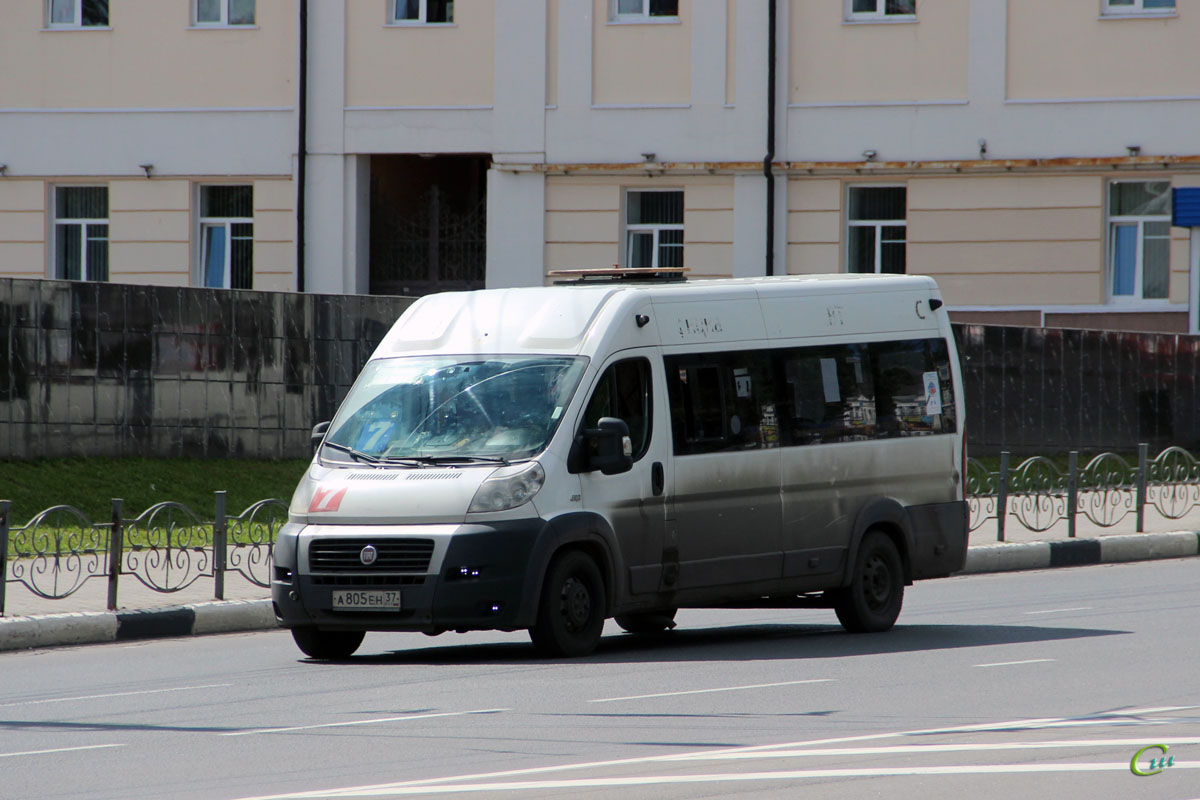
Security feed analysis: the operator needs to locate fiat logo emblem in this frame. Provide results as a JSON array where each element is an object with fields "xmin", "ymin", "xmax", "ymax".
[{"xmin": 360, "ymin": 545, "xmax": 378, "ymax": 566}]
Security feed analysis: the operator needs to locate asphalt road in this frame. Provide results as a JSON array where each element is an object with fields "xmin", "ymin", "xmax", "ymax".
[{"xmin": 1, "ymin": 559, "xmax": 1198, "ymax": 800}]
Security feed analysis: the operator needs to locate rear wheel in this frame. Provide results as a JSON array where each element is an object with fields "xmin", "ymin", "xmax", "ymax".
[
  {"xmin": 832, "ymin": 530, "xmax": 904, "ymax": 633},
  {"xmin": 615, "ymin": 608, "xmax": 677, "ymax": 635},
  {"xmin": 291, "ymin": 627, "xmax": 365, "ymax": 659},
  {"xmin": 529, "ymin": 550, "xmax": 607, "ymax": 657}
]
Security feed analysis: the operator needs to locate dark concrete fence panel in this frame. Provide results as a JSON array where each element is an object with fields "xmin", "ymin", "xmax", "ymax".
[
  {"xmin": 4, "ymin": 278, "xmax": 1200, "ymax": 460},
  {"xmin": 0, "ymin": 279, "xmax": 413, "ymax": 460},
  {"xmin": 954, "ymin": 324, "xmax": 1200, "ymax": 455}
]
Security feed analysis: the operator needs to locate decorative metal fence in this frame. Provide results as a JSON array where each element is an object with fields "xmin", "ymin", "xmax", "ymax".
[
  {"xmin": 967, "ymin": 444, "xmax": 1200, "ymax": 541},
  {"xmin": 0, "ymin": 492, "xmax": 286, "ymax": 615}
]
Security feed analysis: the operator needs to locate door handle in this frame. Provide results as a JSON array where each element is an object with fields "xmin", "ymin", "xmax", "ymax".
[{"xmin": 651, "ymin": 462, "xmax": 664, "ymax": 496}]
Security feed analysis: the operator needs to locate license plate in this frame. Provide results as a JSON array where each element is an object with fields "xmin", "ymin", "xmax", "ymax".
[{"xmin": 332, "ymin": 590, "xmax": 401, "ymax": 611}]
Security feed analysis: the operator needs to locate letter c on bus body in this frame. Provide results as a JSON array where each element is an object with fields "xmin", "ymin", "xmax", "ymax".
[{"xmin": 1131, "ymin": 744, "xmax": 1169, "ymax": 776}]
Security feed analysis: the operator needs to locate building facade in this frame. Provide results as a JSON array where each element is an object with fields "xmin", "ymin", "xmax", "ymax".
[{"xmin": 3, "ymin": 0, "xmax": 1200, "ymax": 331}]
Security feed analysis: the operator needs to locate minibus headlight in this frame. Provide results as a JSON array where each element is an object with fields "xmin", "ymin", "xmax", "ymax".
[{"xmin": 468, "ymin": 462, "xmax": 546, "ymax": 513}]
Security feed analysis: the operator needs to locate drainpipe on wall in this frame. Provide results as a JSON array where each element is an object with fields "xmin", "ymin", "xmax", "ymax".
[
  {"xmin": 296, "ymin": 0, "xmax": 309, "ymax": 292},
  {"xmin": 764, "ymin": 0, "xmax": 777, "ymax": 277}
]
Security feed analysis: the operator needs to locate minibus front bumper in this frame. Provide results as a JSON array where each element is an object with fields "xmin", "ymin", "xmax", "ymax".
[{"xmin": 272, "ymin": 520, "xmax": 547, "ymax": 633}]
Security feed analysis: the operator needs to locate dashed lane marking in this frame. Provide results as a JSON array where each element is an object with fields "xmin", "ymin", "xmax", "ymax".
[
  {"xmin": 589, "ymin": 679, "xmax": 834, "ymax": 703},
  {"xmin": 221, "ymin": 709, "xmax": 510, "ymax": 737}
]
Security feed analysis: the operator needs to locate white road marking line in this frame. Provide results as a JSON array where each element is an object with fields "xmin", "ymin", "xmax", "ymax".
[
  {"xmin": 685, "ymin": 737, "xmax": 1200, "ymax": 762},
  {"xmin": 221, "ymin": 709, "xmax": 510, "ymax": 737},
  {"xmin": 0, "ymin": 744, "xmax": 124, "ymax": 759},
  {"xmin": 973, "ymin": 658, "xmax": 1056, "ymax": 668},
  {"xmin": 589, "ymin": 679, "xmax": 834, "ymax": 703},
  {"xmin": 227, "ymin": 706, "xmax": 1200, "ymax": 799},
  {"xmin": 1024, "ymin": 607, "xmax": 1092, "ymax": 615},
  {"xmin": 234, "ymin": 762, "xmax": 1200, "ymax": 798},
  {"xmin": 0, "ymin": 683, "xmax": 233, "ymax": 708}
]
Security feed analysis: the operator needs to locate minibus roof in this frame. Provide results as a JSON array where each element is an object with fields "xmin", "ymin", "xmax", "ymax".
[{"xmin": 373, "ymin": 273, "xmax": 943, "ymax": 360}]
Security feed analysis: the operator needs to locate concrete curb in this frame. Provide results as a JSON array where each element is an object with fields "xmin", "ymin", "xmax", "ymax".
[
  {"xmin": 3, "ymin": 532, "xmax": 1198, "ymax": 652},
  {"xmin": 0, "ymin": 600, "xmax": 277, "ymax": 652},
  {"xmin": 959, "ymin": 531, "xmax": 1200, "ymax": 574}
]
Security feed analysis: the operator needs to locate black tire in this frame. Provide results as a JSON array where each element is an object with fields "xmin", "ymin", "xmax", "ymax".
[
  {"xmin": 614, "ymin": 608, "xmax": 677, "ymax": 635},
  {"xmin": 291, "ymin": 626, "xmax": 365, "ymax": 659},
  {"xmin": 529, "ymin": 550, "xmax": 607, "ymax": 657},
  {"xmin": 832, "ymin": 530, "xmax": 904, "ymax": 633}
]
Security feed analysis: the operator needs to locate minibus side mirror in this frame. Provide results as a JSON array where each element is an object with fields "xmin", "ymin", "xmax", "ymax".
[
  {"xmin": 311, "ymin": 421, "xmax": 330, "ymax": 455},
  {"xmin": 570, "ymin": 417, "xmax": 633, "ymax": 476}
]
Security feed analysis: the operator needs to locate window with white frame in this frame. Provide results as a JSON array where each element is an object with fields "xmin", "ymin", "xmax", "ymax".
[
  {"xmin": 612, "ymin": 0, "xmax": 679, "ymax": 21},
  {"xmin": 390, "ymin": 0, "xmax": 453, "ymax": 24},
  {"xmin": 846, "ymin": 0, "xmax": 915, "ymax": 21},
  {"xmin": 47, "ymin": 0, "xmax": 109, "ymax": 27},
  {"xmin": 1108, "ymin": 181, "xmax": 1171, "ymax": 302},
  {"xmin": 847, "ymin": 186, "xmax": 906, "ymax": 274},
  {"xmin": 194, "ymin": 0, "xmax": 255, "ymax": 26},
  {"xmin": 199, "ymin": 186, "xmax": 254, "ymax": 290},
  {"xmin": 625, "ymin": 190, "xmax": 683, "ymax": 269},
  {"xmin": 1103, "ymin": 0, "xmax": 1175, "ymax": 15},
  {"xmin": 54, "ymin": 187, "xmax": 109, "ymax": 282}
]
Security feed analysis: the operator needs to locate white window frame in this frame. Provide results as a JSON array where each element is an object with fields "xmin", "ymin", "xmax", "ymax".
[
  {"xmin": 52, "ymin": 186, "xmax": 109, "ymax": 282},
  {"xmin": 197, "ymin": 186, "xmax": 254, "ymax": 290},
  {"xmin": 845, "ymin": 185, "xmax": 907, "ymax": 275},
  {"xmin": 1102, "ymin": 0, "xmax": 1176, "ymax": 16},
  {"xmin": 192, "ymin": 0, "xmax": 256, "ymax": 28},
  {"xmin": 1106, "ymin": 180, "xmax": 1172, "ymax": 305},
  {"xmin": 845, "ymin": 0, "xmax": 917, "ymax": 23},
  {"xmin": 611, "ymin": 0, "xmax": 679, "ymax": 22},
  {"xmin": 623, "ymin": 189, "xmax": 684, "ymax": 269},
  {"xmin": 46, "ymin": 0, "xmax": 109, "ymax": 28},
  {"xmin": 388, "ymin": 0, "xmax": 454, "ymax": 25}
]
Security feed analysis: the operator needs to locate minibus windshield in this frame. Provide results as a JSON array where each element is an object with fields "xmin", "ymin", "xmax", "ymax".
[{"xmin": 322, "ymin": 355, "xmax": 588, "ymax": 464}]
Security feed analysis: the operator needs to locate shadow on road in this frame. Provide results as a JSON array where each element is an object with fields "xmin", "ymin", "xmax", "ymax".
[{"xmin": 323, "ymin": 622, "xmax": 1128, "ymax": 666}]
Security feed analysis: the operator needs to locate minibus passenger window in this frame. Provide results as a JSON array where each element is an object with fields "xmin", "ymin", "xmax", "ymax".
[
  {"xmin": 665, "ymin": 353, "xmax": 776, "ymax": 455},
  {"xmin": 872, "ymin": 339, "xmax": 955, "ymax": 437},
  {"xmin": 781, "ymin": 343, "xmax": 873, "ymax": 444}
]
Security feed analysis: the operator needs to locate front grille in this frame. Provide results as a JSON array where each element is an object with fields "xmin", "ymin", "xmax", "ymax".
[
  {"xmin": 309, "ymin": 575, "xmax": 426, "ymax": 586},
  {"xmin": 309, "ymin": 538, "xmax": 435, "ymax": 573}
]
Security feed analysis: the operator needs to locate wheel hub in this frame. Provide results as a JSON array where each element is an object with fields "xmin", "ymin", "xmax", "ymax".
[
  {"xmin": 561, "ymin": 577, "xmax": 591, "ymax": 630},
  {"xmin": 862, "ymin": 555, "xmax": 891, "ymax": 609}
]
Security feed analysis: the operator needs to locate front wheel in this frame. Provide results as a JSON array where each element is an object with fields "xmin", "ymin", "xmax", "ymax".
[
  {"xmin": 529, "ymin": 550, "xmax": 607, "ymax": 657},
  {"xmin": 832, "ymin": 530, "xmax": 904, "ymax": 633},
  {"xmin": 291, "ymin": 627, "xmax": 365, "ymax": 659}
]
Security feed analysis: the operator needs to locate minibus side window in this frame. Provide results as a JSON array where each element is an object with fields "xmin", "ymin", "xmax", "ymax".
[
  {"xmin": 582, "ymin": 358, "xmax": 652, "ymax": 460},
  {"xmin": 665, "ymin": 353, "xmax": 776, "ymax": 455},
  {"xmin": 872, "ymin": 338, "xmax": 956, "ymax": 437},
  {"xmin": 780, "ymin": 343, "xmax": 874, "ymax": 445}
]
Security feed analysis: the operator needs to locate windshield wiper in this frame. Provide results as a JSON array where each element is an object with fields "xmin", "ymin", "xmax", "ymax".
[
  {"xmin": 381, "ymin": 455, "xmax": 511, "ymax": 467},
  {"xmin": 321, "ymin": 441, "xmax": 383, "ymax": 464}
]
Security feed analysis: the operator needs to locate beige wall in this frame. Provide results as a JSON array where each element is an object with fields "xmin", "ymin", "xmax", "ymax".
[
  {"xmin": 0, "ymin": 182, "xmax": 47, "ymax": 277},
  {"xmin": 250, "ymin": 179, "xmax": 295, "ymax": 292},
  {"xmin": 787, "ymin": 172, "xmax": 1194, "ymax": 309},
  {"xmin": 790, "ymin": 0, "xmax": 968, "ymax": 104},
  {"xmin": 910, "ymin": 175, "xmax": 1104, "ymax": 306},
  {"xmin": 0, "ymin": 177, "xmax": 292, "ymax": 289},
  {"xmin": 0, "ymin": 0, "xmax": 293, "ymax": 109},
  {"xmin": 547, "ymin": 0, "xmax": 559, "ymax": 106},
  {"xmin": 346, "ymin": 0, "xmax": 494, "ymax": 107},
  {"xmin": 592, "ymin": 0, "xmax": 691, "ymax": 105},
  {"xmin": 786, "ymin": 178, "xmax": 841, "ymax": 274},
  {"xmin": 108, "ymin": 179, "xmax": 191, "ymax": 285},
  {"xmin": 544, "ymin": 175, "xmax": 734, "ymax": 280},
  {"xmin": 1008, "ymin": 0, "xmax": 1200, "ymax": 100}
]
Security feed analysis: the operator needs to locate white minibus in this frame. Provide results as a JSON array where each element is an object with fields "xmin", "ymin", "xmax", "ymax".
[{"xmin": 272, "ymin": 272, "xmax": 968, "ymax": 658}]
